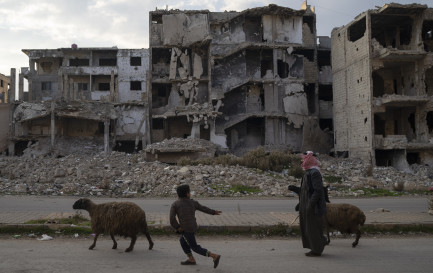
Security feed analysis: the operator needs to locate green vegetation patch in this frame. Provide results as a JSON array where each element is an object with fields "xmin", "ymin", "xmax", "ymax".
[
  {"xmin": 324, "ymin": 175, "xmax": 342, "ymax": 184},
  {"xmin": 228, "ymin": 184, "xmax": 261, "ymax": 194}
]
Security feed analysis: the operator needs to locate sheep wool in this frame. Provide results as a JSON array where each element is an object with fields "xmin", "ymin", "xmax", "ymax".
[
  {"xmin": 72, "ymin": 198, "xmax": 154, "ymax": 252},
  {"xmin": 324, "ymin": 203, "xmax": 366, "ymax": 247}
]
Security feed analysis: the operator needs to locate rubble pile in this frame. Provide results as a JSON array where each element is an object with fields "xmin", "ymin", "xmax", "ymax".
[{"xmin": 0, "ymin": 151, "xmax": 432, "ymax": 198}]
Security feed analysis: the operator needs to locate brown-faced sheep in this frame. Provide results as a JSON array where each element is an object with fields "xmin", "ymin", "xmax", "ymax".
[
  {"xmin": 288, "ymin": 185, "xmax": 366, "ymax": 247},
  {"xmin": 72, "ymin": 198, "xmax": 154, "ymax": 252}
]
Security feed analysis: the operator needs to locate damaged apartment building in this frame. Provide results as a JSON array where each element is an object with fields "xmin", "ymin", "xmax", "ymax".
[
  {"xmin": 8, "ymin": 46, "xmax": 149, "ymax": 155},
  {"xmin": 149, "ymin": 3, "xmax": 333, "ymax": 156},
  {"xmin": 332, "ymin": 3, "xmax": 433, "ymax": 170},
  {"xmin": 0, "ymin": 73, "xmax": 10, "ymax": 103}
]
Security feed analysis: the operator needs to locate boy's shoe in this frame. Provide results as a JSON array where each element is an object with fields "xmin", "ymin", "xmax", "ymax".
[
  {"xmin": 213, "ymin": 255, "xmax": 221, "ymax": 268},
  {"xmin": 181, "ymin": 260, "xmax": 196, "ymax": 265}
]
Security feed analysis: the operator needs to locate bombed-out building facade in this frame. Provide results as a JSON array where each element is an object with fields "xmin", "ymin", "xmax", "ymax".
[
  {"xmin": 9, "ymin": 47, "xmax": 149, "ymax": 155},
  {"xmin": 332, "ymin": 3, "xmax": 433, "ymax": 170},
  {"xmin": 0, "ymin": 73, "xmax": 10, "ymax": 104},
  {"xmin": 149, "ymin": 4, "xmax": 333, "ymax": 157},
  {"xmin": 5, "ymin": 3, "xmax": 334, "ymax": 158}
]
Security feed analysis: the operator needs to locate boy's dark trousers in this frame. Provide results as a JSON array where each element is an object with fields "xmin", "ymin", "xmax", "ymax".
[{"xmin": 180, "ymin": 232, "xmax": 209, "ymax": 257}]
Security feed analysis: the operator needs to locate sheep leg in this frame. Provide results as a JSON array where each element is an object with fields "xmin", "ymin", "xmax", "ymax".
[
  {"xmin": 110, "ymin": 233, "xmax": 117, "ymax": 249},
  {"xmin": 89, "ymin": 233, "xmax": 99, "ymax": 250},
  {"xmin": 352, "ymin": 229, "xmax": 361, "ymax": 248},
  {"xmin": 125, "ymin": 235, "xmax": 137, "ymax": 252},
  {"xmin": 143, "ymin": 229, "xmax": 154, "ymax": 250},
  {"xmin": 326, "ymin": 228, "xmax": 331, "ymax": 245}
]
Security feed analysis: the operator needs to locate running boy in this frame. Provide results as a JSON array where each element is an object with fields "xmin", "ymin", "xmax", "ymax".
[{"xmin": 170, "ymin": 184, "xmax": 222, "ymax": 268}]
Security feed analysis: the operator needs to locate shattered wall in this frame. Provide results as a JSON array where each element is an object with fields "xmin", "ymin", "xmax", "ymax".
[
  {"xmin": 149, "ymin": 4, "xmax": 329, "ymax": 156},
  {"xmin": 162, "ymin": 13, "xmax": 210, "ymax": 46},
  {"xmin": 332, "ymin": 3, "xmax": 433, "ymax": 168},
  {"xmin": 0, "ymin": 104, "xmax": 9, "ymax": 152},
  {"xmin": 332, "ymin": 14, "xmax": 373, "ymax": 160},
  {"xmin": 0, "ymin": 73, "xmax": 10, "ymax": 103}
]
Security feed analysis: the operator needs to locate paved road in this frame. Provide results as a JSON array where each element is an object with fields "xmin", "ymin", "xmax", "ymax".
[
  {"xmin": 1, "ymin": 236, "xmax": 432, "ymax": 272},
  {"xmin": 0, "ymin": 195, "xmax": 429, "ymax": 213}
]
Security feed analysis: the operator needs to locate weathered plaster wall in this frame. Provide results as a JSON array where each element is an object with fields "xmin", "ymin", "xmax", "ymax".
[
  {"xmin": 162, "ymin": 13, "xmax": 210, "ymax": 46},
  {"xmin": 332, "ymin": 16, "xmax": 373, "ymax": 159},
  {"xmin": 0, "ymin": 73, "xmax": 9, "ymax": 103},
  {"xmin": 0, "ymin": 104, "xmax": 9, "ymax": 152},
  {"xmin": 117, "ymin": 49, "xmax": 149, "ymax": 102},
  {"xmin": 262, "ymin": 15, "xmax": 302, "ymax": 44},
  {"xmin": 211, "ymin": 16, "xmax": 246, "ymax": 44},
  {"xmin": 116, "ymin": 106, "xmax": 147, "ymax": 138}
]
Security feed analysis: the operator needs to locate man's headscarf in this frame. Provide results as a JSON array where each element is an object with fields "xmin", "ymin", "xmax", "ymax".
[{"xmin": 301, "ymin": 151, "xmax": 319, "ymax": 171}]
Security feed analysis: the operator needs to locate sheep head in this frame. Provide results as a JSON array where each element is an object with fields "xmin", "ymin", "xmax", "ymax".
[{"xmin": 73, "ymin": 198, "xmax": 92, "ymax": 210}]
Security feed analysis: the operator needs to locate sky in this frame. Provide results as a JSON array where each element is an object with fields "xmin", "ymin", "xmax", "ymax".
[{"xmin": 0, "ymin": 0, "xmax": 432, "ymax": 76}]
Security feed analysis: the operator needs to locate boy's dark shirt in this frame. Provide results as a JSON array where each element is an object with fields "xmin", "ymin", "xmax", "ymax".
[{"xmin": 170, "ymin": 198, "xmax": 216, "ymax": 232}]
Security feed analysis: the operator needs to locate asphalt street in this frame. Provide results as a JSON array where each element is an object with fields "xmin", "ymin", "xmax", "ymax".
[{"xmin": 1, "ymin": 236, "xmax": 432, "ymax": 273}]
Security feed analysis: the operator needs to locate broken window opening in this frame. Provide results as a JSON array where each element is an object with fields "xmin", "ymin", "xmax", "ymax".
[
  {"xmin": 371, "ymin": 15, "xmax": 413, "ymax": 49},
  {"xmin": 318, "ymin": 85, "xmax": 333, "ymax": 101},
  {"xmin": 152, "ymin": 118, "xmax": 164, "ymax": 130},
  {"xmin": 78, "ymin": 83, "xmax": 88, "ymax": 91},
  {"xmin": 399, "ymin": 23, "xmax": 412, "ymax": 46},
  {"xmin": 225, "ymin": 117, "xmax": 265, "ymax": 154},
  {"xmin": 348, "ymin": 17, "xmax": 366, "ymax": 42},
  {"xmin": 13, "ymin": 140, "xmax": 37, "ymax": 156},
  {"xmin": 303, "ymin": 16, "xmax": 315, "ymax": 34},
  {"xmin": 260, "ymin": 49, "xmax": 273, "ymax": 78},
  {"xmin": 40, "ymin": 62, "xmax": 53, "ymax": 73},
  {"xmin": 375, "ymin": 150, "xmax": 407, "ymax": 167},
  {"xmin": 319, "ymin": 119, "xmax": 333, "ymax": 131},
  {"xmin": 425, "ymin": 67, "xmax": 433, "ymax": 96},
  {"xmin": 292, "ymin": 49, "xmax": 314, "ymax": 62},
  {"xmin": 304, "ymin": 84, "xmax": 316, "ymax": 114},
  {"xmin": 113, "ymin": 141, "xmax": 142, "ymax": 153},
  {"xmin": 99, "ymin": 58, "xmax": 117, "ymax": 66},
  {"xmin": 151, "ymin": 14, "xmax": 163, "ymax": 24},
  {"xmin": 152, "ymin": 83, "xmax": 171, "ymax": 108},
  {"xmin": 244, "ymin": 16, "xmax": 262, "ymax": 42},
  {"xmin": 130, "ymin": 57, "xmax": 142, "ymax": 66},
  {"xmin": 407, "ymin": 152, "xmax": 420, "ymax": 165},
  {"xmin": 98, "ymin": 83, "xmax": 110, "ymax": 91},
  {"xmin": 317, "ymin": 50, "xmax": 331, "ymax": 67},
  {"xmin": 374, "ymin": 114, "xmax": 386, "ymax": 137},
  {"xmin": 422, "ymin": 21, "xmax": 433, "ymax": 52},
  {"xmin": 41, "ymin": 82, "xmax": 52, "ymax": 91},
  {"xmin": 130, "ymin": 81, "xmax": 142, "ymax": 91},
  {"xmin": 427, "ymin": 111, "xmax": 433, "ymax": 134},
  {"xmin": 69, "ymin": 58, "xmax": 89, "ymax": 67},
  {"xmin": 152, "ymin": 48, "xmax": 171, "ymax": 78},
  {"xmin": 277, "ymin": 60, "xmax": 289, "ymax": 79}
]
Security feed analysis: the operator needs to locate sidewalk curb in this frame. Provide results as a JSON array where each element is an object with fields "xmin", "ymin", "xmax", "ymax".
[{"xmin": 2, "ymin": 222, "xmax": 433, "ymax": 236}]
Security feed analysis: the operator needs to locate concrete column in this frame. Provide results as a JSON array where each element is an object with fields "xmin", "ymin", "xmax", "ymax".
[
  {"xmin": 64, "ymin": 75, "xmax": 69, "ymax": 100},
  {"xmin": 191, "ymin": 123, "xmax": 200, "ymax": 139},
  {"xmin": 51, "ymin": 100, "xmax": 55, "ymax": 148},
  {"xmin": 58, "ymin": 71, "xmax": 63, "ymax": 99},
  {"xmin": 18, "ymin": 73, "xmax": 24, "ymax": 101},
  {"xmin": 9, "ymin": 68, "xmax": 15, "ymax": 103},
  {"xmin": 110, "ymin": 70, "xmax": 115, "ymax": 102},
  {"xmin": 104, "ymin": 120, "xmax": 110, "ymax": 154},
  {"xmin": 29, "ymin": 59, "xmax": 36, "ymax": 73}
]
